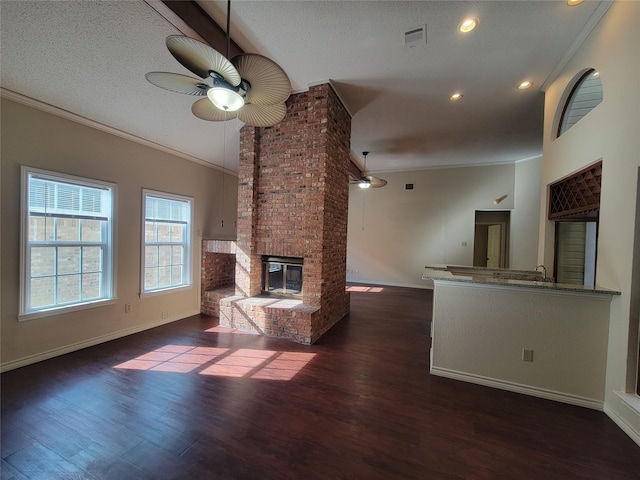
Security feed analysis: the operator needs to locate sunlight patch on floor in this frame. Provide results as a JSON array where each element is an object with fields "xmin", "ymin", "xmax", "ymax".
[
  {"xmin": 114, "ymin": 344, "xmax": 315, "ymax": 380},
  {"xmin": 205, "ymin": 326, "xmax": 257, "ymax": 334},
  {"xmin": 346, "ymin": 286, "xmax": 385, "ymax": 293}
]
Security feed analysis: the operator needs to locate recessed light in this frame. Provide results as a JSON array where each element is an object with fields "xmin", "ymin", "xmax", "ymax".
[
  {"xmin": 458, "ymin": 17, "xmax": 478, "ymax": 33},
  {"xmin": 518, "ymin": 81, "xmax": 533, "ymax": 90},
  {"xmin": 450, "ymin": 92, "xmax": 463, "ymax": 101},
  {"xmin": 567, "ymin": 0, "xmax": 584, "ymax": 6}
]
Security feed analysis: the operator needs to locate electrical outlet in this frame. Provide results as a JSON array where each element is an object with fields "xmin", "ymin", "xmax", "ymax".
[
  {"xmin": 161, "ymin": 311, "xmax": 167, "ymax": 319},
  {"xmin": 461, "ymin": 241, "xmax": 468, "ymax": 247},
  {"xmin": 124, "ymin": 303, "xmax": 132, "ymax": 313},
  {"xmin": 522, "ymin": 348, "xmax": 534, "ymax": 362}
]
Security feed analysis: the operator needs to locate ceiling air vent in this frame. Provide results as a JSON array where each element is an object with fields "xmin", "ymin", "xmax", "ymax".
[{"xmin": 404, "ymin": 25, "xmax": 427, "ymax": 48}]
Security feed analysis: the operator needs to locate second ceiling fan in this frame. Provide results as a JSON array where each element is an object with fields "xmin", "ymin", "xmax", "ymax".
[
  {"xmin": 146, "ymin": 0, "xmax": 291, "ymax": 127},
  {"xmin": 351, "ymin": 152, "xmax": 387, "ymax": 189}
]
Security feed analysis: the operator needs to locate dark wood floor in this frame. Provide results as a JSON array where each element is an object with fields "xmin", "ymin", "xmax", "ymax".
[{"xmin": 2, "ymin": 285, "xmax": 639, "ymax": 479}]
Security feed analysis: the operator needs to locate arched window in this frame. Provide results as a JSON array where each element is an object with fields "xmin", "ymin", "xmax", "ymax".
[{"xmin": 557, "ymin": 69, "xmax": 603, "ymax": 137}]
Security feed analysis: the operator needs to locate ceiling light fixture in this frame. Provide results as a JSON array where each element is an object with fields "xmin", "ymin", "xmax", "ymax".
[
  {"xmin": 459, "ymin": 17, "xmax": 478, "ymax": 33},
  {"xmin": 567, "ymin": 0, "xmax": 584, "ymax": 6},
  {"xmin": 518, "ymin": 81, "xmax": 533, "ymax": 90},
  {"xmin": 450, "ymin": 92, "xmax": 463, "ymax": 101},
  {"xmin": 207, "ymin": 86, "xmax": 245, "ymax": 111}
]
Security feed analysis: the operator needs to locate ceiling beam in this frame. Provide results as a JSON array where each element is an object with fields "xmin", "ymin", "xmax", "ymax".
[
  {"xmin": 145, "ymin": 0, "xmax": 244, "ymax": 57},
  {"xmin": 348, "ymin": 157, "xmax": 363, "ymax": 179}
]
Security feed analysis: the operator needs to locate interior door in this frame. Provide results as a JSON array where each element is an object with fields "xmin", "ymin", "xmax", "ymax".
[{"xmin": 486, "ymin": 224, "xmax": 502, "ymax": 268}]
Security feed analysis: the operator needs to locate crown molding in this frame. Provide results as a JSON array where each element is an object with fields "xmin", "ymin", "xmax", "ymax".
[
  {"xmin": 541, "ymin": 0, "xmax": 614, "ymax": 91},
  {"xmin": 0, "ymin": 88, "xmax": 238, "ymax": 175}
]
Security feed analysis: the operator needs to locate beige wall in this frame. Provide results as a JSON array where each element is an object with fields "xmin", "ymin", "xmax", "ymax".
[
  {"xmin": 1, "ymin": 97, "xmax": 238, "ymax": 370},
  {"xmin": 540, "ymin": 0, "xmax": 640, "ymax": 443},
  {"xmin": 347, "ymin": 160, "xmax": 541, "ymax": 287},
  {"xmin": 431, "ymin": 281, "xmax": 611, "ymax": 408},
  {"xmin": 512, "ymin": 157, "xmax": 542, "ymax": 270}
]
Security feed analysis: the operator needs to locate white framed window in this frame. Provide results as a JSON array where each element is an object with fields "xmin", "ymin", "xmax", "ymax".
[
  {"xmin": 20, "ymin": 167, "xmax": 116, "ymax": 319},
  {"xmin": 557, "ymin": 69, "xmax": 603, "ymax": 137},
  {"xmin": 141, "ymin": 189, "xmax": 193, "ymax": 295}
]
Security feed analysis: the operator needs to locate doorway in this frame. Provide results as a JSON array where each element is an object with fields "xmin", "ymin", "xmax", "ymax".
[{"xmin": 474, "ymin": 211, "xmax": 510, "ymax": 268}]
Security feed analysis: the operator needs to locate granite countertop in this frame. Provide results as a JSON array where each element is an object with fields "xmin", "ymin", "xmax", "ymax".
[{"xmin": 422, "ymin": 266, "xmax": 621, "ymax": 296}]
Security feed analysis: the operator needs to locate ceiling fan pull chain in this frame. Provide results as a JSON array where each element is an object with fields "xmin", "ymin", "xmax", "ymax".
[{"xmin": 226, "ymin": 0, "xmax": 231, "ymax": 60}]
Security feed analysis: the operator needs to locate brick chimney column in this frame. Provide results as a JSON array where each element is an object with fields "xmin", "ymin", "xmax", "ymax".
[{"xmin": 235, "ymin": 126, "xmax": 262, "ymax": 297}]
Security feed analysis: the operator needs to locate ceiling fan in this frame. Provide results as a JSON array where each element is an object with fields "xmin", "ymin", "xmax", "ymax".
[
  {"xmin": 145, "ymin": 1, "xmax": 291, "ymax": 127},
  {"xmin": 351, "ymin": 152, "xmax": 387, "ymax": 189}
]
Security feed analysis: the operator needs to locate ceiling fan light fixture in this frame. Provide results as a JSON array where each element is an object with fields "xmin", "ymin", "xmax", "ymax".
[{"xmin": 207, "ymin": 87, "xmax": 245, "ymax": 112}]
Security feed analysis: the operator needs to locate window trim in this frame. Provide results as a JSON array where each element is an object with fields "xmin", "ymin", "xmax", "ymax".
[
  {"xmin": 555, "ymin": 68, "xmax": 603, "ymax": 138},
  {"xmin": 140, "ymin": 188, "xmax": 194, "ymax": 297},
  {"xmin": 19, "ymin": 166, "xmax": 117, "ymax": 321}
]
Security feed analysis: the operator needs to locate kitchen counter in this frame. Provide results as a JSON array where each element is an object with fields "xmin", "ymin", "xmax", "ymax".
[
  {"xmin": 422, "ymin": 266, "xmax": 620, "ymax": 296},
  {"xmin": 426, "ymin": 265, "xmax": 620, "ymax": 409}
]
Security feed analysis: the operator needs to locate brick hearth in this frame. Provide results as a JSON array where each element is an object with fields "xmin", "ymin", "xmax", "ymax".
[{"xmin": 220, "ymin": 83, "xmax": 351, "ymax": 344}]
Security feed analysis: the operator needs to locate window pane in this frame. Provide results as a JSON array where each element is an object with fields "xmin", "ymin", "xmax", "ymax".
[
  {"xmin": 29, "ymin": 217, "xmax": 45, "ymax": 241},
  {"xmin": 31, "ymin": 247, "xmax": 55, "ymax": 277},
  {"xmin": 58, "ymin": 247, "xmax": 81, "ymax": 274},
  {"xmin": 171, "ymin": 245, "xmax": 183, "ymax": 264},
  {"xmin": 30, "ymin": 277, "xmax": 55, "ymax": 308},
  {"xmin": 171, "ymin": 224, "xmax": 183, "ymax": 242},
  {"xmin": 56, "ymin": 218, "xmax": 79, "ymax": 241},
  {"xmin": 157, "ymin": 224, "xmax": 171, "ymax": 242},
  {"xmin": 145, "ymin": 267, "xmax": 158, "ymax": 290},
  {"xmin": 145, "ymin": 221, "xmax": 156, "ymax": 242},
  {"xmin": 57, "ymin": 184, "xmax": 80, "ymax": 212},
  {"xmin": 57, "ymin": 274, "xmax": 80, "ymax": 303},
  {"xmin": 158, "ymin": 266, "xmax": 171, "ymax": 288},
  {"xmin": 171, "ymin": 265, "xmax": 183, "ymax": 284},
  {"xmin": 82, "ymin": 246, "xmax": 102, "ymax": 272},
  {"xmin": 29, "ymin": 217, "xmax": 55, "ymax": 241},
  {"xmin": 158, "ymin": 245, "xmax": 171, "ymax": 266},
  {"xmin": 82, "ymin": 273, "xmax": 101, "ymax": 299},
  {"xmin": 558, "ymin": 70, "xmax": 603, "ymax": 136},
  {"xmin": 81, "ymin": 219, "xmax": 102, "ymax": 241},
  {"xmin": 145, "ymin": 246, "xmax": 158, "ymax": 267}
]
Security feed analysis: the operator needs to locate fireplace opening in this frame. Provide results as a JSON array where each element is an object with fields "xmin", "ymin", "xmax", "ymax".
[{"xmin": 262, "ymin": 256, "xmax": 303, "ymax": 298}]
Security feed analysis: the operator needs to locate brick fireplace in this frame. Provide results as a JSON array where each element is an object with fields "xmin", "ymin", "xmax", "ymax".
[{"xmin": 219, "ymin": 82, "xmax": 351, "ymax": 344}]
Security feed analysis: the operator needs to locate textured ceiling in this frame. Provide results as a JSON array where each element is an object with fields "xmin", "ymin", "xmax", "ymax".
[{"xmin": 1, "ymin": 0, "xmax": 609, "ymax": 174}]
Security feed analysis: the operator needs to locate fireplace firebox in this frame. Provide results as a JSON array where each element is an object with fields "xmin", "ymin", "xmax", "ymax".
[{"xmin": 262, "ymin": 256, "xmax": 303, "ymax": 298}]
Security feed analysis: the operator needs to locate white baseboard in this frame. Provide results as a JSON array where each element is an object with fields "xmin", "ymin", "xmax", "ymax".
[
  {"xmin": 605, "ymin": 396, "xmax": 640, "ymax": 447},
  {"xmin": 430, "ymin": 366, "xmax": 603, "ymax": 411},
  {"xmin": 346, "ymin": 278, "xmax": 433, "ymax": 290},
  {"xmin": 0, "ymin": 310, "xmax": 200, "ymax": 373}
]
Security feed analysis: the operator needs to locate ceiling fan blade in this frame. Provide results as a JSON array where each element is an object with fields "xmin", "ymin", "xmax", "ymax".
[
  {"xmin": 166, "ymin": 35, "xmax": 240, "ymax": 86},
  {"xmin": 366, "ymin": 175, "xmax": 388, "ymax": 188},
  {"xmin": 232, "ymin": 54, "xmax": 291, "ymax": 106},
  {"xmin": 192, "ymin": 98, "xmax": 238, "ymax": 122},
  {"xmin": 145, "ymin": 72, "xmax": 209, "ymax": 96},
  {"xmin": 237, "ymin": 103, "xmax": 287, "ymax": 127}
]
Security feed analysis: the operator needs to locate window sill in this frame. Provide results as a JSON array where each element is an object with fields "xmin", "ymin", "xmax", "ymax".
[
  {"xmin": 18, "ymin": 298, "xmax": 116, "ymax": 322},
  {"xmin": 140, "ymin": 284, "xmax": 192, "ymax": 298}
]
